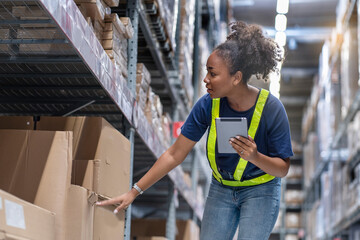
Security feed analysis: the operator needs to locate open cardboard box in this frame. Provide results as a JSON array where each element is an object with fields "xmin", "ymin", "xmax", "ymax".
[{"xmin": 0, "ymin": 124, "xmax": 130, "ymax": 239}]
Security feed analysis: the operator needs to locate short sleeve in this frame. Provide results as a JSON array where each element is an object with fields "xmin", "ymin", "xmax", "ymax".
[
  {"xmin": 181, "ymin": 94, "xmax": 211, "ymax": 142},
  {"xmin": 266, "ymin": 97, "xmax": 293, "ymax": 159}
]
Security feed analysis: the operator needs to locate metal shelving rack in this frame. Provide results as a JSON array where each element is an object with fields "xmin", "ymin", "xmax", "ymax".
[
  {"xmin": 270, "ymin": 155, "xmax": 303, "ymax": 240},
  {"xmin": 301, "ymin": 0, "xmax": 360, "ymax": 239},
  {"xmin": 0, "ymin": 0, "xmax": 208, "ymax": 239}
]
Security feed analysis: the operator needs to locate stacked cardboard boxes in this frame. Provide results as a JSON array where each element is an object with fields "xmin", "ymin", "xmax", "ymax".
[
  {"xmin": 0, "ymin": 116, "xmax": 131, "ymax": 239},
  {"xmin": 103, "ymin": 13, "xmax": 133, "ymax": 78},
  {"xmin": 178, "ymin": 0, "xmax": 195, "ymax": 106},
  {"xmin": 0, "ymin": 190, "xmax": 55, "ymax": 240},
  {"xmin": 340, "ymin": 26, "xmax": 359, "ymax": 119},
  {"xmin": 136, "ymin": 63, "xmax": 152, "ymax": 111},
  {"xmin": 74, "ymin": 1, "xmax": 133, "ymax": 79},
  {"xmin": 11, "ymin": 5, "xmax": 72, "ymax": 55}
]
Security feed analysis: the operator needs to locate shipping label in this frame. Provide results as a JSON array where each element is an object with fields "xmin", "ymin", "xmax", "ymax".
[{"xmin": 5, "ymin": 199, "xmax": 26, "ymax": 229}]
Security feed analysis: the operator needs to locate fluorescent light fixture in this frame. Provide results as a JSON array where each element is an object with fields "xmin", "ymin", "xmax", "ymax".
[
  {"xmin": 232, "ymin": 0, "xmax": 255, "ymax": 7},
  {"xmin": 269, "ymin": 73, "xmax": 281, "ymax": 99},
  {"xmin": 275, "ymin": 14, "xmax": 287, "ymax": 31},
  {"xmin": 269, "ymin": 61, "xmax": 283, "ymax": 99},
  {"xmin": 276, "ymin": 0, "xmax": 289, "ymax": 14},
  {"xmin": 275, "ymin": 31, "xmax": 287, "ymax": 46}
]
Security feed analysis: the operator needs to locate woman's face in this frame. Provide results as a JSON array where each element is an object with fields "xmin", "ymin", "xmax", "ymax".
[{"xmin": 203, "ymin": 51, "xmax": 238, "ymax": 98}]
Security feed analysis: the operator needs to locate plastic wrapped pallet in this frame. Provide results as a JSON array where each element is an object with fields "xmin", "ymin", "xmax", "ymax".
[
  {"xmin": 103, "ymin": 0, "xmax": 119, "ymax": 7},
  {"xmin": 12, "ymin": 5, "xmax": 48, "ymax": 18},
  {"xmin": 103, "ymin": 14, "xmax": 129, "ymax": 77},
  {"xmin": 137, "ymin": 63, "xmax": 152, "ymax": 87},
  {"xmin": 161, "ymin": 113, "xmax": 172, "ymax": 147},
  {"xmin": 178, "ymin": 0, "xmax": 195, "ymax": 106},
  {"xmin": 0, "ymin": 29, "xmax": 11, "ymax": 54},
  {"xmin": 285, "ymin": 212, "xmax": 301, "ymax": 229},
  {"xmin": 285, "ymin": 235, "xmax": 298, "ymax": 240},
  {"xmin": 119, "ymin": 17, "xmax": 134, "ymax": 39},
  {"xmin": 74, "ymin": 0, "xmax": 108, "ymax": 21},
  {"xmin": 340, "ymin": 27, "xmax": 359, "ymax": 119},
  {"xmin": 285, "ymin": 190, "xmax": 304, "ymax": 205},
  {"xmin": 286, "ymin": 165, "xmax": 303, "ymax": 179}
]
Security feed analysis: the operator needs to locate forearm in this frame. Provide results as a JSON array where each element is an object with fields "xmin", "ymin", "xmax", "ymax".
[
  {"xmin": 135, "ymin": 150, "xmax": 182, "ymax": 192},
  {"xmin": 250, "ymin": 153, "xmax": 289, "ymax": 178}
]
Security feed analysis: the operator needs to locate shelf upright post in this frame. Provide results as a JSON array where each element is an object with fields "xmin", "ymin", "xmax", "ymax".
[
  {"xmin": 124, "ymin": 0, "xmax": 139, "ymax": 239},
  {"xmin": 189, "ymin": 0, "xmax": 202, "ymax": 223},
  {"xmin": 166, "ymin": 183, "xmax": 177, "ymax": 240},
  {"xmin": 280, "ymin": 178, "xmax": 287, "ymax": 240}
]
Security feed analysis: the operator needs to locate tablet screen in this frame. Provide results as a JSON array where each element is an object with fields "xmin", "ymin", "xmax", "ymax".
[{"xmin": 215, "ymin": 117, "xmax": 248, "ymax": 154}]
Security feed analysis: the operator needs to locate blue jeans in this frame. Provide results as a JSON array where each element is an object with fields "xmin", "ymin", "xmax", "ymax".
[{"xmin": 200, "ymin": 177, "xmax": 281, "ymax": 240}]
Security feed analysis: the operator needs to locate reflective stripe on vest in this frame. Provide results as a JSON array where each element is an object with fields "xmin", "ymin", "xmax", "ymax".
[{"xmin": 206, "ymin": 89, "xmax": 275, "ymax": 187}]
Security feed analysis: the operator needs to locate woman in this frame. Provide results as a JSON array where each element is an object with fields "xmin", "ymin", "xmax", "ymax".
[{"xmin": 97, "ymin": 21, "xmax": 293, "ymax": 240}]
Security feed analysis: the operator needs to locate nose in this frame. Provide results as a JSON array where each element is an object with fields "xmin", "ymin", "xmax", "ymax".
[{"xmin": 203, "ymin": 75, "xmax": 210, "ymax": 84}]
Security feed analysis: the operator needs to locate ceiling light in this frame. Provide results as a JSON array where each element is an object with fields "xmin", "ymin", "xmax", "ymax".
[
  {"xmin": 289, "ymin": 38, "xmax": 297, "ymax": 50},
  {"xmin": 275, "ymin": 14, "xmax": 287, "ymax": 31},
  {"xmin": 232, "ymin": 0, "xmax": 255, "ymax": 7},
  {"xmin": 277, "ymin": 0, "xmax": 289, "ymax": 14},
  {"xmin": 275, "ymin": 31, "xmax": 287, "ymax": 46}
]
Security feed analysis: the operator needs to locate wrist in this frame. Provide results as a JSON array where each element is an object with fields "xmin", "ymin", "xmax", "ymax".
[
  {"xmin": 132, "ymin": 183, "xmax": 144, "ymax": 195},
  {"xmin": 130, "ymin": 187, "xmax": 140, "ymax": 197}
]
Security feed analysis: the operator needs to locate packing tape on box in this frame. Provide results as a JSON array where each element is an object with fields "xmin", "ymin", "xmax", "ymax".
[{"xmin": 5, "ymin": 199, "xmax": 26, "ymax": 230}]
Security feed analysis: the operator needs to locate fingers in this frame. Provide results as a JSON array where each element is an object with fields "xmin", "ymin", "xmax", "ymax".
[
  {"xmin": 96, "ymin": 198, "xmax": 130, "ymax": 214},
  {"xmin": 229, "ymin": 135, "xmax": 257, "ymax": 160},
  {"xmin": 114, "ymin": 203, "xmax": 129, "ymax": 214},
  {"xmin": 96, "ymin": 198, "xmax": 120, "ymax": 206}
]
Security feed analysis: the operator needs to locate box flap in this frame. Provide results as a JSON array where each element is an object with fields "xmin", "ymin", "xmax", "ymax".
[{"xmin": 0, "ymin": 190, "xmax": 55, "ymax": 240}]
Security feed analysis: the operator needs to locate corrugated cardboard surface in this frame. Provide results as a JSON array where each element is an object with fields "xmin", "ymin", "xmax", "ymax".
[
  {"xmin": 0, "ymin": 130, "xmax": 72, "ymax": 240},
  {"xmin": 131, "ymin": 219, "xmax": 199, "ymax": 240},
  {"xmin": 0, "ymin": 190, "xmax": 55, "ymax": 240},
  {"xmin": 0, "ymin": 117, "xmax": 34, "ymax": 130},
  {"xmin": 70, "ymin": 117, "xmax": 131, "ymax": 198},
  {"xmin": 65, "ymin": 185, "xmax": 94, "ymax": 240},
  {"xmin": 93, "ymin": 204, "xmax": 125, "ymax": 239},
  {"xmin": 65, "ymin": 185, "xmax": 125, "ymax": 240},
  {"xmin": 136, "ymin": 237, "xmax": 168, "ymax": 240}
]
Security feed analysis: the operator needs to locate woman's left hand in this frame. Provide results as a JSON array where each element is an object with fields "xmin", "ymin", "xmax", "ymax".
[{"xmin": 229, "ymin": 135, "xmax": 258, "ymax": 161}]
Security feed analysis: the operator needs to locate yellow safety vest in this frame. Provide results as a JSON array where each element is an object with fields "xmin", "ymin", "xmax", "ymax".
[{"xmin": 207, "ymin": 89, "xmax": 275, "ymax": 187}]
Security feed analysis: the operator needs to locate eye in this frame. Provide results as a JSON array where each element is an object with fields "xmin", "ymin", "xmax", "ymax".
[{"xmin": 210, "ymin": 72, "xmax": 216, "ymax": 77}]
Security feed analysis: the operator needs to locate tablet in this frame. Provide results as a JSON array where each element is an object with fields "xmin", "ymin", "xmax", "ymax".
[{"xmin": 215, "ymin": 117, "xmax": 248, "ymax": 154}]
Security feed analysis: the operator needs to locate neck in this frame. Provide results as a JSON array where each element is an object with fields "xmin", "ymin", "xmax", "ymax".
[{"xmin": 227, "ymin": 84, "xmax": 259, "ymax": 112}]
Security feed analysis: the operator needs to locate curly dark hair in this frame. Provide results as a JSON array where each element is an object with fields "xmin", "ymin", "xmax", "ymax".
[{"xmin": 214, "ymin": 21, "xmax": 284, "ymax": 83}]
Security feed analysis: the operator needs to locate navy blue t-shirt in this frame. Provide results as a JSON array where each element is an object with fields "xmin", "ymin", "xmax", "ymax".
[{"xmin": 181, "ymin": 90, "xmax": 293, "ymax": 180}]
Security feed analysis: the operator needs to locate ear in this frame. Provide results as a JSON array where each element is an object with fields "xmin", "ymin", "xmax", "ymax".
[{"xmin": 233, "ymin": 71, "xmax": 243, "ymax": 85}]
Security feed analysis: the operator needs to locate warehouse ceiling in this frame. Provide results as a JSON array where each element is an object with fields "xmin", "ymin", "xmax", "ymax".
[{"xmin": 231, "ymin": 0, "xmax": 339, "ymax": 145}]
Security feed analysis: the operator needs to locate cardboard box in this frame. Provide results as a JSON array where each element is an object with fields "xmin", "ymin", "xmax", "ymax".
[
  {"xmin": 65, "ymin": 185, "xmax": 125, "ymax": 240},
  {"xmin": 17, "ymin": 29, "xmax": 63, "ymax": 39},
  {"xmin": 0, "ymin": 29, "xmax": 11, "ymax": 54},
  {"xmin": 18, "ymin": 44, "xmax": 73, "ymax": 55},
  {"xmin": 0, "ymin": 116, "xmax": 131, "ymax": 197},
  {"xmin": 0, "ymin": 190, "xmax": 55, "ymax": 240},
  {"xmin": 12, "ymin": 6, "xmax": 47, "ymax": 18},
  {"xmin": 35, "ymin": 116, "xmax": 129, "ymax": 162},
  {"xmin": 131, "ymin": 219, "xmax": 199, "ymax": 240},
  {"xmin": 0, "ymin": 130, "xmax": 72, "ymax": 240},
  {"xmin": 103, "ymin": 0, "xmax": 119, "ymax": 7},
  {"xmin": 75, "ymin": 0, "xmax": 106, "ymax": 21},
  {"xmin": 176, "ymin": 220, "xmax": 199, "ymax": 240},
  {"xmin": 93, "ymin": 203, "xmax": 125, "ymax": 239},
  {"xmin": 72, "ymin": 158, "xmax": 130, "ymax": 198},
  {"xmin": 0, "ymin": 116, "xmax": 34, "ymax": 130},
  {"xmin": 137, "ymin": 237, "xmax": 168, "ymax": 240}
]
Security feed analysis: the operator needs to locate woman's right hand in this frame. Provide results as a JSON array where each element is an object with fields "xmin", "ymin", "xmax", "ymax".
[{"xmin": 96, "ymin": 188, "xmax": 140, "ymax": 214}]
